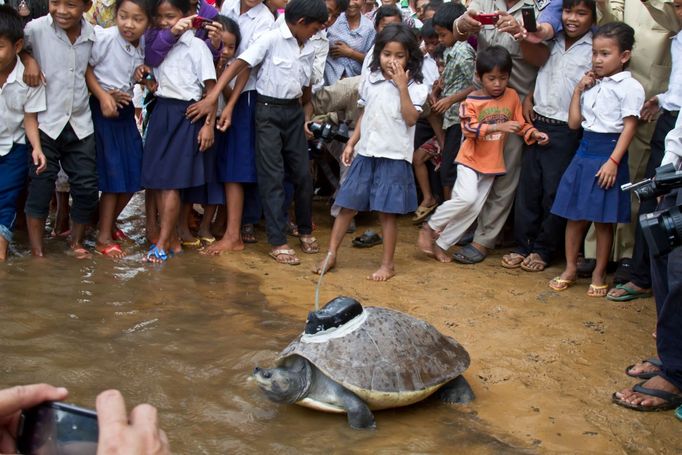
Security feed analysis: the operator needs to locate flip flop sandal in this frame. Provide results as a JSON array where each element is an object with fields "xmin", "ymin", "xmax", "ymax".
[
  {"xmin": 675, "ymin": 405, "xmax": 682, "ymax": 421},
  {"xmin": 352, "ymin": 230, "xmax": 382, "ymax": 248},
  {"xmin": 452, "ymin": 244, "xmax": 486, "ymax": 264},
  {"xmin": 181, "ymin": 238, "xmax": 201, "ymax": 248},
  {"xmin": 501, "ymin": 252, "xmax": 526, "ymax": 269},
  {"xmin": 606, "ymin": 283, "xmax": 653, "ymax": 302},
  {"xmin": 587, "ymin": 283, "xmax": 609, "ymax": 297},
  {"xmin": 625, "ymin": 358, "xmax": 662, "ymax": 380},
  {"xmin": 241, "ymin": 224, "xmax": 257, "ymax": 243},
  {"xmin": 548, "ymin": 276, "xmax": 575, "ymax": 291},
  {"xmin": 269, "ymin": 248, "xmax": 300, "ymax": 265},
  {"xmin": 145, "ymin": 244, "xmax": 168, "ymax": 263},
  {"xmin": 96, "ymin": 243, "xmax": 124, "ymax": 258},
  {"xmin": 300, "ymin": 236, "xmax": 320, "ymax": 254},
  {"xmin": 412, "ymin": 203, "xmax": 437, "ymax": 224},
  {"xmin": 520, "ymin": 255, "xmax": 547, "ymax": 273},
  {"xmin": 199, "ymin": 236, "xmax": 216, "ymax": 245},
  {"xmin": 612, "ymin": 380, "xmax": 682, "ymax": 412}
]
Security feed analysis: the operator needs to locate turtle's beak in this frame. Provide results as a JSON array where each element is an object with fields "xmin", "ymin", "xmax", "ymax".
[{"xmin": 253, "ymin": 367, "xmax": 271, "ymax": 379}]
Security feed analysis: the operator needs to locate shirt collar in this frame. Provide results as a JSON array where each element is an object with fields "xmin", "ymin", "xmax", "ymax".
[
  {"xmin": 367, "ymin": 69, "xmax": 414, "ymax": 88},
  {"xmin": 229, "ymin": 0, "xmax": 268, "ymax": 19},
  {"xmin": 47, "ymin": 14, "xmax": 96, "ymax": 43},
  {"xmin": 4, "ymin": 58, "xmax": 23, "ymax": 86},
  {"xmin": 556, "ymin": 30, "xmax": 592, "ymax": 49},
  {"xmin": 602, "ymin": 71, "xmax": 631, "ymax": 83},
  {"xmin": 178, "ymin": 29, "xmax": 195, "ymax": 46},
  {"xmin": 278, "ymin": 18, "xmax": 294, "ymax": 40}
]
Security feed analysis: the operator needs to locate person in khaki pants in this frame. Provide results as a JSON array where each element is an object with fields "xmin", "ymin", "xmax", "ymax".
[{"xmin": 580, "ymin": 0, "xmax": 681, "ymax": 277}]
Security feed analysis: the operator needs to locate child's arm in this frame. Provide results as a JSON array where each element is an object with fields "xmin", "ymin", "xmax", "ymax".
[
  {"xmin": 19, "ymin": 51, "xmax": 43, "ymax": 87},
  {"xmin": 568, "ymin": 71, "xmax": 596, "ymax": 130},
  {"xmin": 512, "ymin": 94, "xmax": 548, "ymax": 145},
  {"xmin": 431, "ymin": 85, "xmax": 474, "ymax": 114},
  {"xmin": 342, "ymin": 109, "xmax": 364, "ymax": 166},
  {"xmin": 302, "ymin": 85, "xmax": 314, "ymax": 139},
  {"xmin": 388, "ymin": 61, "xmax": 420, "ymax": 127},
  {"xmin": 187, "ymin": 58, "xmax": 250, "ymax": 123},
  {"xmin": 215, "ymin": 65, "xmax": 251, "ymax": 131},
  {"xmin": 144, "ymin": 17, "xmax": 193, "ymax": 68},
  {"xmin": 85, "ymin": 66, "xmax": 119, "ymax": 118},
  {"xmin": 197, "ymin": 80, "xmax": 217, "ymax": 151},
  {"xmin": 595, "ymin": 116, "xmax": 637, "ymax": 189},
  {"xmin": 24, "ymin": 112, "xmax": 47, "ymax": 175},
  {"xmin": 519, "ymin": 40, "xmax": 550, "ymax": 68}
]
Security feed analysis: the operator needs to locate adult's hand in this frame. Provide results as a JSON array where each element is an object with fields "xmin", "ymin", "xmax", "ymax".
[
  {"xmin": 455, "ymin": 10, "xmax": 483, "ymax": 36},
  {"xmin": 0, "ymin": 384, "xmax": 69, "ymax": 454},
  {"xmin": 96, "ymin": 390, "xmax": 170, "ymax": 455}
]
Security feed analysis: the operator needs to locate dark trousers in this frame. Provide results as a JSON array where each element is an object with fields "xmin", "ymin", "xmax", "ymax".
[
  {"xmin": 630, "ymin": 110, "xmax": 678, "ymax": 288},
  {"xmin": 254, "ymin": 96, "xmax": 312, "ymax": 246},
  {"xmin": 0, "ymin": 144, "xmax": 28, "ymax": 241},
  {"xmin": 513, "ymin": 121, "xmax": 580, "ymax": 263},
  {"xmin": 440, "ymin": 124, "xmax": 462, "ymax": 188},
  {"xmin": 241, "ymin": 183, "xmax": 262, "ymax": 226},
  {"xmin": 25, "ymin": 124, "xmax": 98, "ymax": 225},
  {"xmin": 651, "ymin": 189, "xmax": 682, "ymax": 390}
]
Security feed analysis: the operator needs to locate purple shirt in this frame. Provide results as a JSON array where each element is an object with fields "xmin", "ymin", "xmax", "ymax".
[{"xmin": 144, "ymin": 1, "xmax": 222, "ymax": 67}]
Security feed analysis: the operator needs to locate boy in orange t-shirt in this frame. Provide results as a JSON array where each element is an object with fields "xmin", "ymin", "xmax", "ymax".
[{"xmin": 417, "ymin": 45, "xmax": 549, "ymax": 262}]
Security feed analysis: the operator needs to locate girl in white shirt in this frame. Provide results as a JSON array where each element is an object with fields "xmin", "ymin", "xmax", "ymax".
[
  {"xmin": 86, "ymin": 0, "xmax": 151, "ymax": 259},
  {"xmin": 140, "ymin": 0, "xmax": 217, "ymax": 263},
  {"xmin": 313, "ymin": 23, "xmax": 428, "ymax": 281},
  {"xmin": 549, "ymin": 22, "xmax": 644, "ymax": 297}
]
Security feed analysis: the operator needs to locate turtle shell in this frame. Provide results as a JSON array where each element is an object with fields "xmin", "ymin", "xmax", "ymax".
[{"xmin": 279, "ymin": 307, "xmax": 470, "ymax": 410}]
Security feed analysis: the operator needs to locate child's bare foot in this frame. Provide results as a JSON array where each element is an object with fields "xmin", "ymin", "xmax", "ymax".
[
  {"xmin": 0, "ymin": 236, "xmax": 8, "ymax": 261},
  {"xmin": 96, "ymin": 242, "xmax": 125, "ymax": 259},
  {"xmin": 432, "ymin": 243, "xmax": 452, "ymax": 263},
  {"xmin": 312, "ymin": 252, "xmax": 336, "ymax": 275},
  {"xmin": 417, "ymin": 223, "xmax": 436, "ymax": 255},
  {"xmin": 367, "ymin": 265, "xmax": 395, "ymax": 281},
  {"xmin": 201, "ymin": 237, "xmax": 244, "ymax": 255},
  {"xmin": 69, "ymin": 243, "xmax": 92, "ymax": 260}
]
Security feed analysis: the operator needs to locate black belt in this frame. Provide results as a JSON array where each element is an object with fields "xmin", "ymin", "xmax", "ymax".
[
  {"xmin": 256, "ymin": 94, "xmax": 300, "ymax": 106},
  {"xmin": 662, "ymin": 108, "xmax": 679, "ymax": 118},
  {"xmin": 534, "ymin": 113, "xmax": 567, "ymax": 125}
]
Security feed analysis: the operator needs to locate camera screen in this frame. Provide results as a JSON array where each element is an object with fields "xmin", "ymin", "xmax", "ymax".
[{"xmin": 19, "ymin": 404, "xmax": 98, "ymax": 455}]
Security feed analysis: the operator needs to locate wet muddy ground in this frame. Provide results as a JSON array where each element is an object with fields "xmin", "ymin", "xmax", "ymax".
[{"xmin": 1, "ymin": 196, "xmax": 679, "ymax": 453}]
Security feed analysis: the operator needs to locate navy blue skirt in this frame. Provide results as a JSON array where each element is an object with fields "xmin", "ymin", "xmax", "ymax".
[
  {"xmin": 551, "ymin": 131, "xmax": 631, "ymax": 223},
  {"xmin": 216, "ymin": 91, "xmax": 258, "ymax": 183},
  {"xmin": 180, "ymin": 135, "xmax": 226, "ymax": 205},
  {"xmin": 90, "ymin": 96, "xmax": 142, "ymax": 193},
  {"xmin": 142, "ymin": 97, "xmax": 206, "ymax": 190},
  {"xmin": 335, "ymin": 154, "xmax": 418, "ymax": 214}
]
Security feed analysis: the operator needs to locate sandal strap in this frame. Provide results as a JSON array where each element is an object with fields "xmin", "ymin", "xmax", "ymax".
[{"xmin": 633, "ymin": 382, "xmax": 682, "ymax": 405}]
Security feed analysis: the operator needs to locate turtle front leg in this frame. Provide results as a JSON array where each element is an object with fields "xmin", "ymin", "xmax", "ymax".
[
  {"xmin": 335, "ymin": 387, "xmax": 376, "ymax": 429},
  {"xmin": 438, "ymin": 375, "xmax": 475, "ymax": 404}
]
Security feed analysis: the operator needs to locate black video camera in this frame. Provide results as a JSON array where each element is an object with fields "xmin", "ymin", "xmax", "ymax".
[
  {"xmin": 622, "ymin": 163, "xmax": 682, "ymax": 257},
  {"xmin": 308, "ymin": 122, "xmax": 350, "ymax": 144}
]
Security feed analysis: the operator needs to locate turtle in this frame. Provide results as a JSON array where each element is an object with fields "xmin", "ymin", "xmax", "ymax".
[{"xmin": 253, "ymin": 296, "xmax": 474, "ymax": 429}]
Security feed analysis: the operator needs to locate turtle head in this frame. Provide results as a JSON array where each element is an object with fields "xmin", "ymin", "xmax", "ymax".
[{"xmin": 253, "ymin": 356, "xmax": 312, "ymax": 404}]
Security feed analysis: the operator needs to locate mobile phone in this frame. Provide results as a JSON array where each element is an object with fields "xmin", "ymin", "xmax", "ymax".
[
  {"xmin": 191, "ymin": 16, "xmax": 212, "ymax": 29},
  {"xmin": 16, "ymin": 401, "xmax": 98, "ymax": 455},
  {"xmin": 521, "ymin": 6, "xmax": 537, "ymax": 32},
  {"xmin": 474, "ymin": 13, "xmax": 500, "ymax": 26}
]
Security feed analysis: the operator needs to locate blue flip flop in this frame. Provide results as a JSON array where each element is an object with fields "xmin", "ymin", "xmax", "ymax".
[
  {"xmin": 452, "ymin": 244, "xmax": 486, "ymax": 264},
  {"xmin": 676, "ymin": 405, "xmax": 682, "ymax": 421},
  {"xmin": 145, "ymin": 244, "xmax": 168, "ymax": 262}
]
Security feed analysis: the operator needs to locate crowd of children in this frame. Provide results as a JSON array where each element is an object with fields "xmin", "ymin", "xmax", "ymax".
[{"xmin": 0, "ymin": 0, "xmax": 680, "ymax": 290}]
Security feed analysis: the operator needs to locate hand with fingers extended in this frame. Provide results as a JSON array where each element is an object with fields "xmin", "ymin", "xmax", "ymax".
[
  {"xmin": 595, "ymin": 159, "xmax": 618, "ymax": 189},
  {"xmin": 0, "ymin": 384, "xmax": 69, "ymax": 454},
  {"xmin": 96, "ymin": 389, "xmax": 170, "ymax": 455}
]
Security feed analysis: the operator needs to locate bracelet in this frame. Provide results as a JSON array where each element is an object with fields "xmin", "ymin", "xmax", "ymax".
[
  {"xmin": 455, "ymin": 18, "xmax": 466, "ymax": 36},
  {"xmin": 609, "ymin": 156, "xmax": 619, "ymax": 166}
]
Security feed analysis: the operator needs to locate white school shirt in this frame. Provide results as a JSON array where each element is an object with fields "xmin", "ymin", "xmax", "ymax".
[
  {"xmin": 421, "ymin": 53, "xmax": 439, "ymax": 93},
  {"xmin": 153, "ymin": 30, "xmax": 216, "ymax": 102},
  {"xmin": 356, "ymin": 71, "xmax": 428, "ymax": 163},
  {"xmin": 238, "ymin": 20, "xmax": 315, "ymax": 99},
  {"xmin": 0, "ymin": 60, "xmax": 47, "ymax": 156},
  {"xmin": 533, "ymin": 32, "xmax": 592, "ymax": 122},
  {"xmin": 657, "ymin": 32, "xmax": 682, "ymax": 112},
  {"xmin": 661, "ymin": 113, "xmax": 682, "ymax": 169},
  {"xmin": 89, "ymin": 26, "xmax": 145, "ymax": 96},
  {"xmin": 580, "ymin": 71, "xmax": 645, "ymax": 133},
  {"xmin": 23, "ymin": 15, "xmax": 95, "ymax": 140},
  {"xmin": 220, "ymin": 0, "xmax": 274, "ymax": 93}
]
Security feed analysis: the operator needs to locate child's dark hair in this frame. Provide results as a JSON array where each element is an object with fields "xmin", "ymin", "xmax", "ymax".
[
  {"xmin": 433, "ymin": 44, "xmax": 445, "ymax": 61},
  {"xmin": 215, "ymin": 14, "xmax": 241, "ymax": 49},
  {"xmin": 334, "ymin": 0, "xmax": 349, "ymax": 13},
  {"xmin": 370, "ymin": 23, "xmax": 423, "ymax": 83},
  {"xmin": 432, "ymin": 1, "xmax": 465, "ymax": 31},
  {"xmin": 594, "ymin": 21, "xmax": 635, "ymax": 54},
  {"xmin": 420, "ymin": 18, "xmax": 436, "ymax": 39},
  {"xmin": 562, "ymin": 0, "xmax": 596, "ymax": 24},
  {"xmin": 425, "ymin": 1, "xmax": 443, "ymax": 14},
  {"xmin": 115, "ymin": 0, "xmax": 154, "ymax": 20},
  {"xmin": 475, "ymin": 45, "xmax": 512, "ymax": 77},
  {"xmin": 374, "ymin": 5, "xmax": 401, "ymax": 29},
  {"xmin": 0, "ymin": 5, "xmax": 24, "ymax": 44},
  {"xmin": 156, "ymin": 0, "xmax": 192, "ymax": 15},
  {"xmin": 285, "ymin": 0, "xmax": 328, "ymax": 25}
]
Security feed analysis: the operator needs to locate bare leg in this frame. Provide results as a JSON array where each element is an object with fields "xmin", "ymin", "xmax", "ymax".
[
  {"xmin": 156, "ymin": 190, "xmax": 180, "ymax": 255},
  {"xmin": 145, "ymin": 189, "xmax": 160, "ymax": 244},
  {"xmin": 96, "ymin": 193, "xmax": 125, "ymax": 258},
  {"xmin": 27, "ymin": 215, "xmax": 46, "ymax": 257},
  {"xmin": 198, "ymin": 204, "xmax": 217, "ymax": 239},
  {"xmin": 426, "ymin": 111, "xmax": 445, "ymax": 149},
  {"xmin": 412, "ymin": 148, "xmax": 437, "ymax": 208},
  {"xmin": 53, "ymin": 191, "xmax": 70, "ymax": 236},
  {"xmin": 211, "ymin": 204, "xmax": 226, "ymax": 238},
  {"xmin": 203, "ymin": 183, "xmax": 244, "ymax": 254},
  {"xmin": 589, "ymin": 222, "xmax": 613, "ymax": 296},
  {"xmin": 312, "ymin": 207, "xmax": 356, "ymax": 274},
  {"xmin": 177, "ymin": 203, "xmax": 199, "ymax": 245},
  {"xmin": 369, "ymin": 212, "xmax": 396, "ymax": 281},
  {"xmin": 69, "ymin": 222, "xmax": 92, "ymax": 259},
  {"xmin": 557, "ymin": 220, "xmax": 590, "ymax": 282},
  {"xmin": 0, "ymin": 235, "xmax": 8, "ymax": 261},
  {"xmin": 111, "ymin": 193, "xmax": 134, "ymax": 236}
]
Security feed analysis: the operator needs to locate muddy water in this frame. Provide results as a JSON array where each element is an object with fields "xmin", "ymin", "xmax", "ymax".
[{"xmin": 0, "ymin": 198, "xmax": 530, "ymax": 454}]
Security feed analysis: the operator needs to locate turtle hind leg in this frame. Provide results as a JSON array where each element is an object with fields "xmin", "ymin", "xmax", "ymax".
[
  {"xmin": 334, "ymin": 387, "xmax": 376, "ymax": 429},
  {"xmin": 438, "ymin": 375, "xmax": 475, "ymax": 404}
]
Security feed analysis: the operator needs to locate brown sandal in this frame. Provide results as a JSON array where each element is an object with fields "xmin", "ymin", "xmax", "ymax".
[
  {"xmin": 300, "ymin": 236, "xmax": 320, "ymax": 254},
  {"xmin": 269, "ymin": 248, "xmax": 300, "ymax": 265}
]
